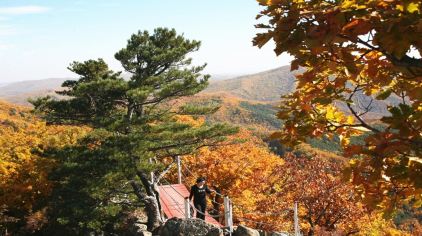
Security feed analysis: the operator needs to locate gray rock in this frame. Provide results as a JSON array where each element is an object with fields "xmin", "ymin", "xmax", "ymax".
[
  {"xmin": 233, "ymin": 225, "xmax": 260, "ymax": 236},
  {"xmin": 270, "ymin": 232, "xmax": 289, "ymax": 236},
  {"xmin": 158, "ymin": 218, "xmax": 222, "ymax": 236},
  {"xmin": 135, "ymin": 223, "xmax": 148, "ymax": 231},
  {"xmin": 257, "ymin": 230, "xmax": 267, "ymax": 236},
  {"xmin": 206, "ymin": 227, "xmax": 224, "ymax": 236},
  {"xmin": 126, "ymin": 209, "xmax": 149, "ymax": 236},
  {"xmin": 140, "ymin": 231, "xmax": 152, "ymax": 236},
  {"xmin": 257, "ymin": 230, "xmax": 290, "ymax": 236}
]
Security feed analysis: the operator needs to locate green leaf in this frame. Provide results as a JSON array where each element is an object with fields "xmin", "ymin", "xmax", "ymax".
[{"xmin": 376, "ymin": 89, "xmax": 392, "ymax": 100}]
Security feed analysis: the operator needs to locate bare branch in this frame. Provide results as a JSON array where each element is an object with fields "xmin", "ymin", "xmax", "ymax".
[
  {"xmin": 154, "ymin": 161, "xmax": 176, "ymax": 185},
  {"xmin": 347, "ymin": 86, "xmax": 380, "ymax": 133}
]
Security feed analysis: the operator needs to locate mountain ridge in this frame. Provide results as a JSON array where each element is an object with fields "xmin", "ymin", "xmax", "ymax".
[
  {"xmin": 0, "ymin": 66, "xmax": 395, "ymax": 124},
  {"xmin": 203, "ymin": 66, "xmax": 297, "ymax": 101}
]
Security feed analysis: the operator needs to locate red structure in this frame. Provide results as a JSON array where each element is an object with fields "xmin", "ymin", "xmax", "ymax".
[{"xmin": 158, "ymin": 184, "xmax": 221, "ymax": 226}]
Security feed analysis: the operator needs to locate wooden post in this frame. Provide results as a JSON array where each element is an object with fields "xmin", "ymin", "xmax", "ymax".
[
  {"xmin": 294, "ymin": 202, "xmax": 300, "ymax": 236},
  {"xmin": 224, "ymin": 196, "xmax": 233, "ymax": 234},
  {"xmin": 229, "ymin": 199, "xmax": 233, "ymax": 234},
  {"xmin": 149, "ymin": 158, "xmax": 154, "ymax": 183},
  {"xmin": 176, "ymin": 155, "xmax": 182, "ymax": 184},
  {"xmin": 184, "ymin": 198, "xmax": 191, "ymax": 219}
]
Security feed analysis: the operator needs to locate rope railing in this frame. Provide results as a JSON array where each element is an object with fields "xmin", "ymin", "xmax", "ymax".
[
  {"xmin": 233, "ymin": 205, "xmax": 292, "ymax": 217},
  {"xmin": 236, "ymin": 217, "xmax": 283, "ymax": 228},
  {"xmin": 180, "ymin": 166, "xmax": 225, "ymax": 206},
  {"xmin": 159, "ymin": 178, "xmax": 226, "ymax": 218},
  {"xmin": 189, "ymin": 202, "xmax": 226, "ymax": 218},
  {"xmin": 236, "ymin": 217, "xmax": 295, "ymax": 234},
  {"xmin": 158, "ymin": 180, "xmax": 186, "ymax": 217},
  {"xmin": 158, "ymin": 156, "xmax": 301, "ymax": 235},
  {"xmin": 182, "ymin": 165, "xmax": 227, "ymax": 198}
]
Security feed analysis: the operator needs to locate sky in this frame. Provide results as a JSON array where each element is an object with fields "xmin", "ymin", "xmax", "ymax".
[{"xmin": 0, "ymin": 0, "xmax": 292, "ymax": 83}]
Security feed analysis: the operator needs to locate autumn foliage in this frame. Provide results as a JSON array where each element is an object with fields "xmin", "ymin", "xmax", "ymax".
[
  {"xmin": 171, "ymin": 127, "xmax": 406, "ymax": 234},
  {"xmin": 174, "ymin": 129, "xmax": 284, "ymax": 226},
  {"xmin": 0, "ymin": 101, "xmax": 88, "ymax": 233},
  {"xmin": 2, "ymin": 10, "xmax": 421, "ymax": 233},
  {"xmin": 255, "ymin": 0, "xmax": 422, "ymax": 210},
  {"xmin": 259, "ymin": 154, "xmax": 366, "ymax": 234}
]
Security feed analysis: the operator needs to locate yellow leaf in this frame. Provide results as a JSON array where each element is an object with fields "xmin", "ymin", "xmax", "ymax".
[
  {"xmin": 371, "ymin": 87, "xmax": 379, "ymax": 94},
  {"xmin": 257, "ymin": 0, "xmax": 282, "ymax": 5},
  {"xmin": 342, "ymin": 0, "xmax": 355, "ymax": 9},
  {"xmin": 341, "ymin": 136, "xmax": 351, "ymax": 146},
  {"xmin": 407, "ymin": 2, "xmax": 420, "ymax": 13},
  {"xmin": 396, "ymin": 4, "xmax": 404, "ymax": 12},
  {"xmin": 326, "ymin": 106, "xmax": 336, "ymax": 120},
  {"xmin": 347, "ymin": 116, "xmax": 354, "ymax": 125}
]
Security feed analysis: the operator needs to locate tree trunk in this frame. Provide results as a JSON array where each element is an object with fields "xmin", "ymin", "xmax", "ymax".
[
  {"xmin": 306, "ymin": 217, "xmax": 314, "ymax": 236},
  {"xmin": 143, "ymin": 195, "xmax": 163, "ymax": 231},
  {"xmin": 211, "ymin": 187, "xmax": 223, "ymax": 223},
  {"xmin": 135, "ymin": 169, "xmax": 164, "ymax": 231},
  {"xmin": 130, "ymin": 180, "xmax": 164, "ymax": 231},
  {"xmin": 308, "ymin": 228, "xmax": 314, "ymax": 236}
]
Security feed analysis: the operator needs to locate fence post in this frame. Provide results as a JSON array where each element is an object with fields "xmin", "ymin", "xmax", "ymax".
[
  {"xmin": 294, "ymin": 202, "xmax": 300, "ymax": 236},
  {"xmin": 229, "ymin": 199, "xmax": 234, "ymax": 234},
  {"xmin": 184, "ymin": 198, "xmax": 191, "ymax": 219},
  {"xmin": 149, "ymin": 158, "xmax": 154, "ymax": 182},
  {"xmin": 176, "ymin": 155, "xmax": 182, "ymax": 184},
  {"xmin": 224, "ymin": 196, "xmax": 233, "ymax": 234}
]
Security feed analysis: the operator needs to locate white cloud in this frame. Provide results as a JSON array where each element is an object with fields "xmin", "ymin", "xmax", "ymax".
[
  {"xmin": 0, "ymin": 25, "xmax": 16, "ymax": 36},
  {"xmin": 0, "ymin": 42, "xmax": 14, "ymax": 50},
  {"xmin": 0, "ymin": 6, "xmax": 50, "ymax": 15}
]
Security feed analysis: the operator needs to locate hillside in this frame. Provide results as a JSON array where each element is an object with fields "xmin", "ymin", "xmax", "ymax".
[
  {"xmin": 204, "ymin": 66, "xmax": 398, "ymax": 120},
  {"xmin": 0, "ymin": 74, "xmax": 238, "ymax": 106},
  {"xmin": 0, "ymin": 78, "xmax": 68, "ymax": 105},
  {"xmin": 0, "ymin": 66, "xmax": 297, "ymax": 105},
  {"xmin": 203, "ymin": 66, "xmax": 297, "ymax": 101},
  {"xmin": 0, "ymin": 66, "xmax": 397, "ymax": 125},
  {"xmin": 181, "ymin": 94, "xmax": 281, "ymax": 133}
]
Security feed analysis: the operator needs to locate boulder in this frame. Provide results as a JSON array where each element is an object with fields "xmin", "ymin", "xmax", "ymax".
[
  {"xmin": 125, "ymin": 209, "xmax": 149, "ymax": 236},
  {"xmin": 206, "ymin": 227, "xmax": 224, "ymax": 236},
  {"xmin": 270, "ymin": 232, "xmax": 289, "ymax": 236},
  {"xmin": 139, "ymin": 231, "xmax": 152, "ymax": 236},
  {"xmin": 158, "ymin": 218, "xmax": 223, "ymax": 236},
  {"xmin": 257, "ymin": 230, "xmax": 290, "ymax": 236},
  {"xmin": 134, "ymin": 223, "xmax": 148, "ymax": 232},
  {"xmin": 233, "ymin": 225, "xmax": 260, "ymax": 236},
  {"xmin": 257, "ymin": 230, "xmax": 268, "ymax": 236}
]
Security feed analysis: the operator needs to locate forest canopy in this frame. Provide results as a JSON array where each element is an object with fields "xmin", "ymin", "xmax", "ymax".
[{"xmin": 254, "ymin": 0, "xmax": 422, "ymax": 210}]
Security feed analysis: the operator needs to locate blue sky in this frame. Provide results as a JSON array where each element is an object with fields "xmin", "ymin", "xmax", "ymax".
[{"xmin": 0, "ymin": 0, "xmax": 292, "ymax": 82}]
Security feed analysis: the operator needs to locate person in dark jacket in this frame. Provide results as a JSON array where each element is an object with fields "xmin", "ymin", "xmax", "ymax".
[{"xmin": 188, "ymin": 177, "xmax": 214, "ymax": 220}]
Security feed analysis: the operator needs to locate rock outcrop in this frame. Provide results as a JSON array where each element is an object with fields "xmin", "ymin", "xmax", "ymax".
[
  {"xmin": 233, "ymin": 225, "xmax": 260, "ymax": 236},
  {"xmin": 157, "ymin": 218, "xmax": 223, "ymax": 236}
]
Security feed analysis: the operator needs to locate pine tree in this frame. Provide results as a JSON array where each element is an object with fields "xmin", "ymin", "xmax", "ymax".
[{"xmin": 32, "ymin": 28, "xmax": 237, "ymax": 233}]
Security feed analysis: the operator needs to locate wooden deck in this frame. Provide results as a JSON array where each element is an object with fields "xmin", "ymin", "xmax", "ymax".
[{"xmin": 158, "ymin": 184, "xmax": 222, "ymax": 226}]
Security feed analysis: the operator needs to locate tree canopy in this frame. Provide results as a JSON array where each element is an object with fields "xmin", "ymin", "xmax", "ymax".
[
  {"xmin": 0, "ymin": 101, "xmax": 88, "ymax": 234},
  {"xmin": 254, "ymin": 0, "xmax": 422, "ymax": 210},
  {"xmin": 176, "ymin": 127, "xmax": 408, "ymax": 235},
  {"xmin": 32, "ymin": 27, "xmax": 237, "ymax": 234}
]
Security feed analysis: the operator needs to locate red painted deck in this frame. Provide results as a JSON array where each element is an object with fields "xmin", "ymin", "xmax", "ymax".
[{"xmin": 158, "ymin": 184, "xmax": 222, "ymax": 226}]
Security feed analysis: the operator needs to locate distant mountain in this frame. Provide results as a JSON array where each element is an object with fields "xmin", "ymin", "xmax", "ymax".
[
  {"xmin": 179, "ymin": 93, "xmax": 281, "ymax": 132},
  {"xmin": 0, "ymin": 73, "xmax": 240, "ymax": 105},
  {"xmin": 203, "ymin": 66, "xmax": 298, "ymax": 101},
  {"xmin": 209, "ymin": 74, "xmax": 241, "ymax": 81},
  {"xmin": 203, "ymin": 66, "xmax": 399, "ymax": 120},
  {"xmin": 0, "ymin": 66, "xmax": 396, "ymax": 122},
  {"xmin": 0, "ymin": 78, "xmax": 68, "ymax": 105}
]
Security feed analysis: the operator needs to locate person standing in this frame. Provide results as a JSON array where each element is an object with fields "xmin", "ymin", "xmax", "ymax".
[{"xmin": 188, "ymin": 177, "xmax": 214, "ymax": 220}]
